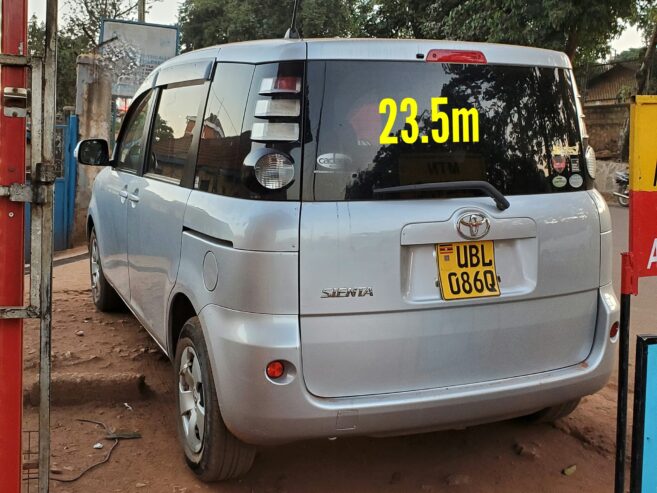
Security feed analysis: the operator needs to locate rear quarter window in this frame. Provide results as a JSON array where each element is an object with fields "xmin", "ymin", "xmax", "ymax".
[{"xmin": 193, "ymin": 61, "xmax": 304, "ymax": 201}]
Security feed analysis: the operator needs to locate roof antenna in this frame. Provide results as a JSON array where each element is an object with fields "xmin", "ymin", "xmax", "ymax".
[{"xmin": 284, "ymin": 0, "xmax": 302, "ymax": 39}]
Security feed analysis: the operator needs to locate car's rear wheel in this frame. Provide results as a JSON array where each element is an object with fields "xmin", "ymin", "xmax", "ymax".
[
  {"xmin": 525, "ymin": 398, "xmax": 580, "ymax": 423},
  {"xmin": 175, "ymin": 316, "xmax": 256, "ymax": 481},
  {"xmin": 89, "ymin": 227, "xmax": 123, "ymax": 312}
]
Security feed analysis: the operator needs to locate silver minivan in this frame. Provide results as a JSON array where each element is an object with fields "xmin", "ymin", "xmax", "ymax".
[{"xmin": 77, "ymin": 38, "xmax": 620, "ymax": 481}]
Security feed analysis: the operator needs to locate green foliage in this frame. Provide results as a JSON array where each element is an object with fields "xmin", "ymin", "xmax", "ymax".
[
  {"xmin": 27, "ymin": 15, "xmax": 45, "ymax": 55},
  {"xmin": 419, "ymin": 0, "xmax": 633, "ymax": 62},
  {"xmin": 631, "ymin": 0, "xmax": 657, "ymax": 38},
  {"xmin": 179, "ymin": 0, "xmax": 358, "ymax": 51},
  {"xmin": 354, "ymin": 0, "xmax": 433, "ymax": 38},
  {"xmin": 28, "ymin": 0, "xmax": 148, "ymax": 110},
  {"xmin": 28, "ymin": 15, "xmax": 88, "ymax": 109},
  {"xmin": 64, "ymin": 0, "xmax": 159, "ymax": 48},
  {"xmin": 179, "ymin": 0, "xmax": 638, "ymax": 63},
  {"xmin": 613, "ymin": 47, "xmax": 645, "ymax": 61}
]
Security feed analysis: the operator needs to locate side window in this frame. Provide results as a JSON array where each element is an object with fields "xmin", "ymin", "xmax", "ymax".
[
  {"xmin": 146, "ymin": 84, "xmax": 206, "ymax": 183},
  {"xmin": 116, "ymin": 91, "xmax": 154, "ymax": 172},
  {"xmin": 194, "ymin": 63, "xmax": 254, "ymax": 195}
]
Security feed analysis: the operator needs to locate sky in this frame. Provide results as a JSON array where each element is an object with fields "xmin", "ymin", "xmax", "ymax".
[
  {"xmin": 28, "ymin": 0, "xmax": 182, "ymax": 26},
  {"xmin": 29, "ymin": 0, "xmax": 646, "ymax": 57}
]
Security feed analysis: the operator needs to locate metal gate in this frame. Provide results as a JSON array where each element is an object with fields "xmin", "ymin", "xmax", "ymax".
[{"xmin": 25, "ymin": 115, "xmax": 77, "ymax": 254}]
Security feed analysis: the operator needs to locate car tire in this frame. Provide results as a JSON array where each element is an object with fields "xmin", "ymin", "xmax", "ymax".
[
  {"xmin": 525, "ymin": 398, "xmax": 581, "ymax": 423},
  {"xmin": 175, "ymin": 316, "xmax": 256, "ymax": 481},
  {"xmin": 89, "ymin": 227, "xmax": 123, "ymax": 312}
]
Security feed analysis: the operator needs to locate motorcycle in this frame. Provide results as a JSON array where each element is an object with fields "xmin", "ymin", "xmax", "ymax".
[{"xmin": 613, "ymin": 170, "xmax": 629, "ymax": 207}]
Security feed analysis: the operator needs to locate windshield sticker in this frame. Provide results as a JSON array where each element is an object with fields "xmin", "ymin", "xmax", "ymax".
[
  {"xmin": 552, "ymin": 175, "xmax": 567, "ymax": 188},
  {"xmin": 570, "ymin": 157, "xmax": 581, "ymax": 173},
  {"xmin": 317, "ymin": 153, "xmax": 352, "ymax": 170},
  {"xmin": 552, "ymin": 141, "xmax": 580, "ymax": 156},
  {"xmin": 552, "ymin": 155, "xmax": 567, "ymax": 174},
  {"xmin": 379, "ymin": 97, "xmax": 479, "ymax": 145},
  {"xmin": 569, "ymin": 174, "xmax": 583, "ymax": 188}
]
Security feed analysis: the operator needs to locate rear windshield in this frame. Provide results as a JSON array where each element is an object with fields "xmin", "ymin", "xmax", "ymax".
[{"xmin": 305, "ymin": 60, "xmax": 589, "ymax": 201}]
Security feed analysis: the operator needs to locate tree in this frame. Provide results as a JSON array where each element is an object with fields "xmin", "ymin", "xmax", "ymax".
[
  {"xmin": 617, "ymin": 0, "xmax": 657, "ymax": 160},
  {"xmin": 179, "ymin": 0, "xmax": 638, "ymax": 63},
  {"xmin": 179, "ymin": 0, "xmax": 358, "ymax": 51},
  {"xmin": 630, "ymin": 0, "xmax": 657, "ymax": 93},
  {"xmin": 27, "ymin": 15, "xmax": 45, "ymax": 54},
  {"xmin": 353, "ymin": 0, "xmax": 433, "ymax": 38},
  {"xmin": 417, "ymin": 0, "xmax": 633, "ymax": 63},
  {"xmin": 612, "ymin": 47, "xmax": 645, "ymax": 62},
  {"xmin": 633, "ymin": 0, "xmax": 657, "ymax": 36},
  {"xmin": 28, "ymin": 0, "xmax": 155, "ymax": 110},
  {"xmin": 64, "ymin": 0, "xmax": 159, "ymax": 48},
  {"xmin": 619, "ymin": 24, "xmax": 657, "ymax": 160},
  {"xmin": 28, "ymin": 15, "xmax": 88, "ymax": 109}
]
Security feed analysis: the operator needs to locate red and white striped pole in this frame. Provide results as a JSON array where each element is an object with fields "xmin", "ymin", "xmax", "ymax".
[{"xmin": 0, "ymin": 0, "xmax": 28, "ymax": 489}]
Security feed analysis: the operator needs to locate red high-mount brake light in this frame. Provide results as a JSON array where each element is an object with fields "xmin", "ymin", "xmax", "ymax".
[
  {"xmin": 274, "ymin": 76, "xmax": 300, "ymax": 91},
  {"xmin": 426, "ymin": 49, "xmax": 487, "ymax": 64},
  {"xmin": 259, "ymin": 76, "xmax": 302, "ymax": 94}
]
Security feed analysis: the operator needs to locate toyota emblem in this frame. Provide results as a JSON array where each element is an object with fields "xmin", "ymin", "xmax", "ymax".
[{"xmin": 457, "ymin": 212, "xmax": 491, "ymax": 239}]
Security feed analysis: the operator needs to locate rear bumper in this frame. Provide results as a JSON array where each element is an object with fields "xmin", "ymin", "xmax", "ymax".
[{"xmin": 199, "ymin": 283, "xmax": 619, "ymax": 445}]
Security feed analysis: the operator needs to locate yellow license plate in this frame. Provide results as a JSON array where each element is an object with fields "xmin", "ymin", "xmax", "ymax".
[{"xmin": 436, "ymin": 241, "xmax": 500, "ymax": 300}]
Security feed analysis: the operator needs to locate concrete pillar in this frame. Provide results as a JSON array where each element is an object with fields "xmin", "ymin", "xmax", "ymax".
[{"xmin": 72, "ymin": 54, "xmax": 112, "ymax": 245}]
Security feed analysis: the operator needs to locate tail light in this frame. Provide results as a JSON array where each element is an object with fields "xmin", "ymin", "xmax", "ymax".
[
  {"xmin": 245, "ymin": 61, "xmax": 303, "ymax": 193},
  {"xmin": 259, "ymin": 76, "xmax": 302, "ymax": 95},
  {"xmin": 251, "ymin": 73, "xmax": 302, "ymax": 143},
  {"xmin": 426, "ymin": 49, "xmax": 487, "ymax": 64},
  {"xmin": 585, "ymin": 146, "xmax": 597, "ymax": 179},
  {"xmin": 244, "ymin": 148, "xmax": 295, "ymax": 190},
  {"xmin": 254, "ymin": 152, "xmax": 295, "ymax": 189}
]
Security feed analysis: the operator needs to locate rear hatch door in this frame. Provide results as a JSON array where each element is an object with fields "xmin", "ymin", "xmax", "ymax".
[{"xmin": 299, "ymin": 57, "xmax": 599, "ymax": 398}]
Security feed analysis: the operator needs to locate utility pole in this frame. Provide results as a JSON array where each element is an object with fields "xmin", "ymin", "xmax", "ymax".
[
  {"xmin": 39, "ymin": 0, "xmax": 58, "ymax": 490},
  {"xmin": 138, "ymin": 0, "xmax": 146, "ymax": 22}
]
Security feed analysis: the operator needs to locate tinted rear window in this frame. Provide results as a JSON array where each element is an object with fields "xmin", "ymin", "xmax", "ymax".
[{"xmin": 305, "ymin": 61, "xmax": 589, "ymax": 201}]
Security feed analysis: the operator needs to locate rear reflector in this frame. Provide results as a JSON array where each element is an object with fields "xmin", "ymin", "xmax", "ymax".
[
  {"xmin": 610, "ymin": 321, "xmax": 619, "ymax": 339},
  {"xmin": 266, "ymin": 360, "xmax": 285, "ymax": 379},
  {"xmin": 251, "ymin": 122, "xmax": 299, "ymax": 142},
  {"xmin": 255, "ymin": 99, "xmax": 301, "ymax": 117},
  {"xmin": 586, "ymin": 145, "xmax": 597, "ymax": 179},
  {"xmin": 426, "ymin": 49, "xmax": 487, "ymax": 64}
]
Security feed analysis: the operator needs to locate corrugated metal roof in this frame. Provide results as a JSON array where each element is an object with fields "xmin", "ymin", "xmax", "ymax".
[{"xmin": 581, "ymin": 63, "xmax": 638, "ymax": 104}]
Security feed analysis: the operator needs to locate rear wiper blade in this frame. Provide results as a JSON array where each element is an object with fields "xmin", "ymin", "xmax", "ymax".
[{"xmin": 373, "ymin": 180, "xmax": 510, "ymax": 211}]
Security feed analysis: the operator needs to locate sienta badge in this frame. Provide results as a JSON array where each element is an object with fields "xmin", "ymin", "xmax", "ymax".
[
  {"xmin": 552, "ymin": 175, "xmax": 567, "ymax": 188},
  {"xmin": 569, "ymin": 174, "xmax": 583, "ymax": 188}
]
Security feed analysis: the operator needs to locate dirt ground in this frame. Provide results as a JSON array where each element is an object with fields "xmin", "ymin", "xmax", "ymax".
[{"xmin": 21, "ymin": 205, "xmax": 651, "ymax": 493}]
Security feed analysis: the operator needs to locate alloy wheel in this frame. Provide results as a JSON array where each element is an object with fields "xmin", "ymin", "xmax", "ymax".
[{"xmin": 178, "ymin": 346, "xmax": 206, "ymax": 453}]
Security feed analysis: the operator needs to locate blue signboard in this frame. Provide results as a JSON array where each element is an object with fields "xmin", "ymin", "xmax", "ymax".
[{"xmin": 631, "ymin": 336, "xmax": 657, "ymax": 492}]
